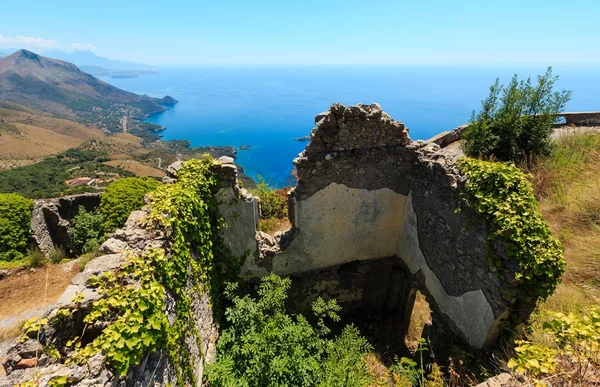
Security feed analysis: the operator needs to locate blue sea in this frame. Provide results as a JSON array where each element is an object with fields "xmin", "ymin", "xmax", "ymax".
[{"xmin": 105, "ymin": 66, "xmax": 600, "ymax": 187}]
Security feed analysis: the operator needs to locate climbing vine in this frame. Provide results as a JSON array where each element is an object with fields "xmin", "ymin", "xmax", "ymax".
[
  {"xmin": 18, "ymin": 156, "xmax": 230, "ymax": 386},
  {"xmin": 68, "ymin": 249, "xmax": 170, "ymax": 375},
  {"xmin": 457, "ymin": 158, "xmax": 565, "ymax": 302},
  {"xmin": 145, "ymin": 156, "xmax": 225, "ymax": 384}
]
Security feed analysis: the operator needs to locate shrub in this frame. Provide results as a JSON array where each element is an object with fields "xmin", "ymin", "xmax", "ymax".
[
  {"xmin": 0, "ymin": 193, "xmax": 33, "ymax": 261},
  {"xmin": 253, "ymin": 176, "xmax": 288, "ymax": 219},
  {"xmin": 27, "ymin": 247, "xmax": 45, "ymax": 267},
  {"xmin": 461, "ymin": 67, "xmax": 571, "ymax": 164},
  {"xmin": 457, "ymin": 158, "xmax": 565, "ymax": 303},
  {"xmin": 205, "ymin": 274, "xmax": 374, "ymax": 387},
  {"xmin": 71, "ymin": 206, "xmax": 105, "ymax": 254},
  {"xmin": 99, "ymin": 177, "xmax": 160, "ymax": 233},
  {"xmin": 48, "ymin": 245, "xmax": 66, "ymax": 264}
]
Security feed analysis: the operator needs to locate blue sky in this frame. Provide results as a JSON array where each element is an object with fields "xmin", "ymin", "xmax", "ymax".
[{"xmin": 1, "ymin": 0, "xmax": 599, "ymax": 66}]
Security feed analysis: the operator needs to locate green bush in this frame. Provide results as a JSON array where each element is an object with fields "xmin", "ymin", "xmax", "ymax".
[
  {"xmin": 461, "ymin": 67, "xmax": 571, "ymax": 164},
  {"xmin": 0, "ymin": 193, "xmax": 33, "ymax": 261},
  {"xmin": 71, "ymin": 206, "xmax": 105, "ymax": 255},
  {"xmin": 205, "ymin": 274, "xmax": 373, "ymax": 387},
  {"xmin": 100, "ymin": 177, "xmax": 160, "ymax": 233},
  {"xmin": 457, "ymin": 158, "xmax": 565, "ymax": 302},
  {"xmin": 253, "ymin": 176, "xmax": 288, "ymax": 219},
  {"xmin": 27, "ymin": 247, "xmax": 45, "ymax": 267}
]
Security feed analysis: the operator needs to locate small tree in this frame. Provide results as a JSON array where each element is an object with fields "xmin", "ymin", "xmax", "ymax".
[
  {"xmin": 205, "ymin": 274, "xmax": 373, "ymax": 386},
  {"xmin": 71, "ymin": 206, "xmax": 105, "ymax": 254},
  {"xmin": 253, "ymin": 176, "xmax": 288, "ymax": 219},
  {"xmin": 0, "ymin": 193, "xmax": 33, "ymax": 262},
  {"xmin": 99, "ymin": 177, "xmax": 160, "ymax": 233},
  {"xmin": 462, "ymin": 67, "xmax": 571, "ymax": 164}
]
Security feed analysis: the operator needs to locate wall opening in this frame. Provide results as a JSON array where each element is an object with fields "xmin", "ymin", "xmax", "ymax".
[{"xmin": 405, "ymin": 290, "xmax": 432, "ymax": 353}]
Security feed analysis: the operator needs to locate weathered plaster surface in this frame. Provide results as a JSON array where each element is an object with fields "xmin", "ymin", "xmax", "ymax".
[
  {"xmin": 397, "ymin": 193, "xmax": 494, "ymax": 348},
  {"xmin": 216, "ymin": 187, "xmax": 259, "ymax": 259},
  {"xmin": 271, "ymin": 183, "xmax": 407, "ymax": 275}
]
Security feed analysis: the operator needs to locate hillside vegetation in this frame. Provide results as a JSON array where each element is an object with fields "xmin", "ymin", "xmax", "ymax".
[
  {"xmin": 509, "ymin": 131, "xmax": 600, "ymax": 385},
  {"xmin": 0, "ymin": 101, "xmax": 104, "ymax": 170}
]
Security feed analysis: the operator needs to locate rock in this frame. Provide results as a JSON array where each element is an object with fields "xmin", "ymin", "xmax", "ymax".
[
  {"xmin": 99, "ymin": 237, "xmax": 128, "ymax": 254},
  {"xmin": 71, "ymin": 254, "xmax": 125, "ymax": 286},
  {"xmin": 166, "ymin": 161, "xmax": 183, "ymax": 178},
  {"xmin": 476, "ymin": 373, "xmax": 522, "ymax": 387},
  {"xmin": 15, "ymin": 358, "xmax": 37, "ymax": 369},
  {"xmin": 30, "ymin": 193, "xmax": 101, "ymax": 258},
  {"xmin": 14, "ymin": 340, "xmax": 42, "ymax": 359},
  {"xmin": 0, "ymin": 270, "xmax": 8, "ymax": 280},
  {"xmin": 56, "ymin": 285, "xmax": 100, "ymax": 307},
  {"xmin": 162, "ymin": 176, "xmax": 177, "ymax": 184},
  {"xmin": 218, "ymin": 156, "xmax": 235, "ymax": 164}
]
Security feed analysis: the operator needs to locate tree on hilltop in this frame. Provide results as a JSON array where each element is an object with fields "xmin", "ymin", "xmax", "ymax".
[{"xmin": 461, "ymin": 67, "xmax": 572, "ymax": 164}]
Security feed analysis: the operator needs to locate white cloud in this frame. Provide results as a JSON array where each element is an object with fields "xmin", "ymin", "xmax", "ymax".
[
  {"xmin": 0, "ymin": 34, "xmax": 57, "ymax": 48},
  {"xmin": 71, "ymin": 43, "xmax": 96, "ymax": 52}
]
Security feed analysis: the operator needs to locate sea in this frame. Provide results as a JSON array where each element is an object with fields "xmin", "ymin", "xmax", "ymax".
[{"xmin": 104, "ymin": 66, "xmax": 600, "ymax": 187}]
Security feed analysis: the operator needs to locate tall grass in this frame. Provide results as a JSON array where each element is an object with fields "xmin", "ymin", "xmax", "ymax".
[{"xmin": 527, "ymin": 132, "xmax": 600, "ymax": 203}]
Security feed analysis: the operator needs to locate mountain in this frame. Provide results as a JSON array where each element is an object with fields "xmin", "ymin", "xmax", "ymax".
[
  {"xmin": 0, "ymin": 50, "xmax": 169, "ymax": 136},
  {"xmin": 42, "ymin": 49, "xmax": 154, "ymax": 71}
]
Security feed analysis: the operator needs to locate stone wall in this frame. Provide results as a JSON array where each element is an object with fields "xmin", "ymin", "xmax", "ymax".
[
  {"xmin": 30, "ymin": 193, "xmax": 101, "ymax": 258},
  {"xmin": 235, "ymin": 103, "xmax": 525, "ymax": 349},
  {"xmin": 559, "ymin": 111, "xmax": 600, "ymax": 126}
]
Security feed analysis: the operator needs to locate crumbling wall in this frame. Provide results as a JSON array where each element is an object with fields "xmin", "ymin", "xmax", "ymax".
[
  {"xmin": 30, "ymin": 193, "xmax": 101, "ymax": 257},
  {"xmin": 236, "ymin": 103, "xmax": 524, "ymax": 349}
]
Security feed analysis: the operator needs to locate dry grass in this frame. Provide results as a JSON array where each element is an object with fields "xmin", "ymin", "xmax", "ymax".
[
  {"xmin": 103, "ymin": 159, "xmax": 165, "ymax": 177},
  {"xmin": 258, "ymin": 218, "xmax": 292, "ymax": 236},
  {"xmin": 0, "ymin": 323, "xmax": 23, "ymax": 342},
  {"xmin": 526, "ymin": 131, "xmax": 600, "ymax": 360},
  {"xmin": 0, "ymin": 263, "xmax": 78, "ymax": 320},
  {"xmin": 0, "ymin": 105, "xmax": 103, "ymax": 164},
  {"xmin": 405, "ymin": 291, "xmax": 431, "ymax": 352}
]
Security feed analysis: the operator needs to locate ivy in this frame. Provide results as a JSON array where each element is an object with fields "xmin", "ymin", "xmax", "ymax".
[
  {"xmin": 457, "ymin": 158, "xmax": 565, "ymax": 302},
  {"xmin": 69, "ymin": 249, "xmax": 170, "ymax": 376},
  {"xmin": 19, "ymin": 156, "xmax": 230, "ymax": 386}
]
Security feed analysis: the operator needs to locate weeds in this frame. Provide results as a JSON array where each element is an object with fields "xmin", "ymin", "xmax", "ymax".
[
  {"xmin": 48, "ymin": 245, "xmax": 66, "ymax": 264},
  {"xmin": 27, "ymin": 248, "xmax": 45, "ymax": 268}
]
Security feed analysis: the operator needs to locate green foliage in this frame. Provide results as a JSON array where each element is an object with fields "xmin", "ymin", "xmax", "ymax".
[
  {"xmin": 462, "ymin": 67, "xmax": 571, "ymax": 164},
  {"xmin": 27, "ymin": 248, "xmax": 45, "ymax": 268},
  {"xmin": 48, "ymin": 245, "xmax": 66, "ymax": 264},
  {"xmin": 205, "ymin": 274, "xmax": 374, "ymax": 387},
  {"xmin": 0, "ymin": 146, "xmax": 132, "ymax": 198},
  {"xmin": 147, "ymin": 156, "xmax": 227, "ymax": 384},
  {"xmin": 253, "ymin": 176, "xmax": 288, "ymax": 219},
  {"xmin": 70, "ymin": 249, "xmax": 170, "ymax": 375},
  {"xmin": 457, "ymin": 158, "xmax": 565, "ymax": 302},
  {"xmin": 508, "ymin": 307, "xmax": 600, "ymax": 383},
  {"xmin": 0, "ymin": 193, "xmax": 33, "ymax": 261},
  {"xmin": 100, "ymin": 177, "xmax": 160, "ymax": 233},
  {"xmin": 71, "ymin": 206, "xmax": 105, "ymax": 254},
  {"xmin": 19, "ymin": 317, "xmax": 48, "ymax": 343}
]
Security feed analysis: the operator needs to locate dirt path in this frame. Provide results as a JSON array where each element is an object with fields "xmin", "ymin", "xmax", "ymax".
[
  {"xmin": 122, "ymin": 115, "xmax": 128, "ymax": 133},
  {"xmin": 0, "ymin": 260, "xmax": 80, "ymax": 346}
]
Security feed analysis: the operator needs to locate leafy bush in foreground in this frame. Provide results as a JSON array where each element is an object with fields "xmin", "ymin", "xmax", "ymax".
[
  {"xmin": 71, "ymin": 206, "xmax": 105, "ymax": 254},
  {"xmin": 462, "ymin": 67, "xmax": 571, "ymax": 164},
  {"xmin": 0, "ymin": 193, "xmax": 33, "ymax": 261},
  {"xmin": 100, "ymin": 177, "xmax": 160, "ymax": 233},
  {"xmin": 205, "ymin": 274, "xmax": 373, "ymax": 387}
]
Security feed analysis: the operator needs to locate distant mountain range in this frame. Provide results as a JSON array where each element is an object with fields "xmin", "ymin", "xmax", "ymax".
[
  {"xmin": 0, "ymin": 48, "xmax": 153, "ymax": 73},
  {"xmin": 0, "ymin": 50, "xmax": 175, "ymax": 138}
]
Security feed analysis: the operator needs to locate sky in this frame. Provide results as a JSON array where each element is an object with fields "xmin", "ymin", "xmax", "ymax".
[{"xmin": 0, "ymin": 0, "xmax": 599, "ymax": 66}]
